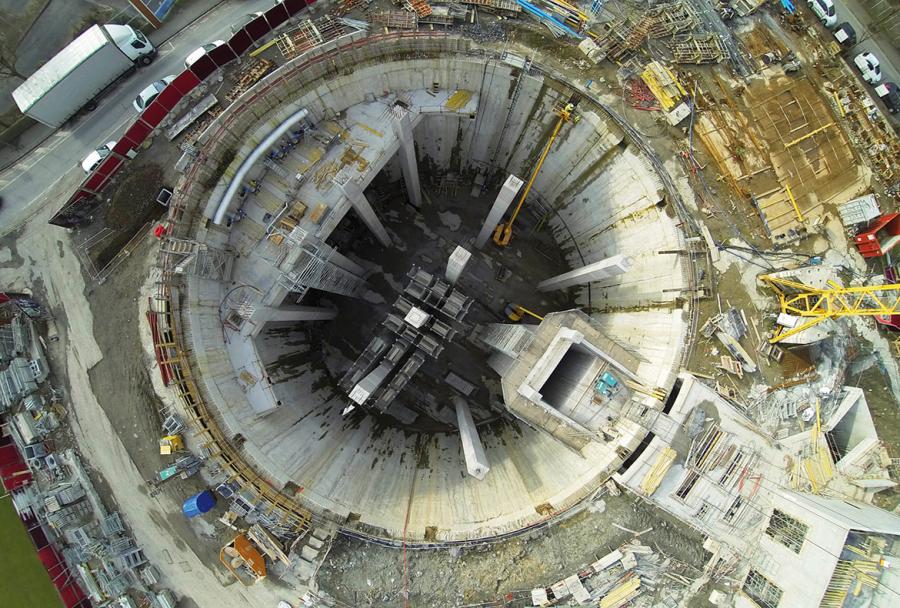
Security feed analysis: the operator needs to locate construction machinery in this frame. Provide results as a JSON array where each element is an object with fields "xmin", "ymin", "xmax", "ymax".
[
  {"xmin": 220, "ymin": 534, "xmax": 267, "ymax": 586},
  {"xmin": 504, "ymin": 303, "xmax": 544, "ymax": 322},
  {"xmin": 760, "ymin": 274, "xmax": 900, "ymax": 343},
  {"xmin": 158, "ymin": 434, "xmax": 184, "ymax": 455},
  {"xmin": 493, "ymin": 101, "xmax": 576, "ymax": 247}
]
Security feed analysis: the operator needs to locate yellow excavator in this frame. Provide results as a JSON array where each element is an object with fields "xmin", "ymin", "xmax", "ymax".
[
  {"xmin": 504, "ymin": 303, "xmax": 544, "ymax": 322},
  {"xmin": 493, "ymin": 101, "xmax": 576, "ymax": 247}
]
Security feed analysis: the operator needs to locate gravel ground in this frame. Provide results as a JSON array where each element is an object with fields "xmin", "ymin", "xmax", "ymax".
[{"xmin": 318, "ymin": 492, "xmax": 709, "ymax": 607}]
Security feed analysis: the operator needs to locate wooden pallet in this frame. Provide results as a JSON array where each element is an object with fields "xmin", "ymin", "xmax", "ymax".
[{"xmin": 225, "ymin": 59, "xmax": 274, "ymax": 103}]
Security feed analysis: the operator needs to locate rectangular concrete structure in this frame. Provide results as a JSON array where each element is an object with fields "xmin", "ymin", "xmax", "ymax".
[
  {"xmin": 537, "ymin": 254, "xmax": 633, "ymax": 292},
  {"xmin": 175, "ymin": 43, "xmax": 698, "ymax": 541},
  {"xmin": 475, "ymin": 174, "xmax": 523, "ymax": 249},
  {"xmin": 453, "ymin": 396, "xmax": 490, "ymax": 480},
  {"xmin": 340, "ymin": 179, "xmax": 392, "ymax": 247},
  {"xmin": 445, "ymin": 246, "xmax": 471, "ymax": 284},
  {"xmin": 242, "ymin": 305, "xmax": 338, "ymax": 338},
  {"xmin": 483, "ymin": 311, "xmax": 642, "ymax": 451},
  {"xmin": 393, "ymin": 112, "xmax": 422, "ymax": 208}
]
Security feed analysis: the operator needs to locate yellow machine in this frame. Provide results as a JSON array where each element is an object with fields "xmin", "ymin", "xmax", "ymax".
[
  {"xmin": 159, "ymin": 435, "xmax": 184, "ymax": 455},
  {"xmin": 640, "ymin": 62, "xmax": 687, "ymax": 111},
  {"xmin": 760, "ymin": 274, "xmax": 900, "ymax": 343},
  {"xmin": 493, "ymin": 102, "xmax": 576, "ymax": 247},
  {"xmin": 504, "ymin": 303, "xmax": 544, "ymax": 322}
]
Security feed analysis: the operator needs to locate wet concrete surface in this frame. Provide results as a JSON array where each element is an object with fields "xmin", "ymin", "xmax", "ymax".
[{"xmin": 297, "ymin": 175, "xmax": 574, "ymax": 432}]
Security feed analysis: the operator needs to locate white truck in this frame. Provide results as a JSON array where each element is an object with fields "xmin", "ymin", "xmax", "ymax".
[{"xmin": 12, "ymin": 24, "xmax": 156, "ymax": 128}]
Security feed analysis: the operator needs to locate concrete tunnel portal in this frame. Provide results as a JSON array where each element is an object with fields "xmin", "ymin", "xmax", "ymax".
[{"xmin": 167, "ymin": 36, "xmax": 693, "ymax": 543}]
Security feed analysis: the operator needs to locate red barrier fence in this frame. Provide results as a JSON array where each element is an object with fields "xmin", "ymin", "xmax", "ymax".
[{"xmin": 49, "ymin": 0, "xmax": 316, "ymax": 227}]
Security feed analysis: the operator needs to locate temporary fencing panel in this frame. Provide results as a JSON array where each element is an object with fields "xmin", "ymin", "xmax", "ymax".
[
  {"xmin": 83, "ymin": 172, "xmax": 107, "ymax": 192},
  {"xmin": 188, "ymin": 53, "xmax": 218, "ymax": 81},
  {"xmin": 245, "ymin": 14, "xmax": 271, "ymax": 42},
  {"xmin": 265, "ymin": 3, "xmax": 291, "ymax": 28},
  {"xmin": 209, "ymin": 42, "xmax": 239, "ymax": 68},
  {"xmin": 122, "ymin": 120, "xmax": 154, "ymax": 148},
  {"xmin": 155, "ymin": 84, "xmax": 185, "ymax": 112},
  {"xmin": 112, "ymin": 139, "xmax": 135, "ymax": 157},
  {"xmin": 139, "ymin": 100, "xmax": 169, "ymax": 128},
  {"xmin": 284, "ymin": 0, "xmax": 311, "ymax": 14},
  {"xmin": 228, "ymin": 29, "xmax": 253, "ymax": 56},
  {"xmin": 95, "ymin": 155, "xmax": 123, "ymax": 178},
  {"xmin": 171, "ymin": 70, "xmax": 202, "ymax": 96},
  {"xmin": 50, "ymin": 0, "xmax": 319, "ymax": 227}
]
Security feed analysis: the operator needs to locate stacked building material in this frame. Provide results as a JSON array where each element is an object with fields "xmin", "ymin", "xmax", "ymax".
[
  {"xmin": 369, "ymin": 9, "xmax": 418, "ymax": 29},
  {"xmin": 671, "ymin": 33, "xmax": 726, "ymax": 63},
  {"xmin": 406, "ymin": 0, "xmax": 433, "ymax": 17}
]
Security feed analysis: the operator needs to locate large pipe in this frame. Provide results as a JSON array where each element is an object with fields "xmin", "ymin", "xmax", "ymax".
[{"xmin": 212, "ymin": 107, "xmax": 309, "ymax": 225}]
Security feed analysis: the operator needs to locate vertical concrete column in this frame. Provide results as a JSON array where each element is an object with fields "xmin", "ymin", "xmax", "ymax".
[
  {"xmin": 474, "ymin": 174, "xmax": 524, "ymax": 249},
  {"xmin": 242, "ymin": 305, "xmax": 337, "ymax": 338},
  {"xmin": 445, "ymin": 246, "xmax": 472, "ymax": 284},
  {"xmin": 453, "ymin": 396, "xmax": 490, "ymax": 481},
  {"xmin": 537, "ymin": 254, "xmax": 634, "ymax": 292},
  {"xmin": 340, "ymin": 180, "xmax": 391, "ymax": 247},
  {"xmin": 392, "ymin": 112, "xmax": 422, "ymax": 208}
]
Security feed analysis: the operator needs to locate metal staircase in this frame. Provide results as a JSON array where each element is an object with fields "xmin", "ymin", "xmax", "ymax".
[
  {"xmin": 278, "ymin": 246, "xmax": 365, "ymax": 297},
  {"xmin": 159, "ymin": 238, "xmax": 234, "ymax": 281}
]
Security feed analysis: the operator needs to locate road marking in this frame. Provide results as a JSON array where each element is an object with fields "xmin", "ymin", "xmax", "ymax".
[
  {"xmin": 0, "ymin": 164, "xmax": 82, "ymax": 239},
  {"xmin": 1, "ymin": 113, "xmax": 132, "ymax": 191},
  {"xmin": 1, "ymin": 9, "xmax": 231, "ymax": 204}
]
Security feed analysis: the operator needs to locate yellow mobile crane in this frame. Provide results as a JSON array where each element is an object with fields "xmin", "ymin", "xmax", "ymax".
[
  {"xmin": 759, "ymin": 274, "xmax": 900, "ymax": 343},
  {"xmin": 493, "ymin": 102, "xmax": 576, "ymax": 247},
  {"xmin": 504, "ymin": 302, "xmax": 544, "ymax": 322}
]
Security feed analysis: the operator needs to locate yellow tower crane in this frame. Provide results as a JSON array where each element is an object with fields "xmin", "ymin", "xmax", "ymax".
[
  {"xmin": 759, "ymin": 274, "xmax": 900, "ymax": 343},
  {"xmin": 493, "ymin": 102, "xmax": 576, "ymax": 247}
]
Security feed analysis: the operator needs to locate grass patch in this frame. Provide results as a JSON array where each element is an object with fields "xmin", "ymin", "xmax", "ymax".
[{"xmin": 0, "ymin": 496, "xmax": 61, "ymax": 608}]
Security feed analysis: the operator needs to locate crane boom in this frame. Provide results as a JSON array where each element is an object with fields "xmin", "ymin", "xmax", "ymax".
[
  {"xmin": 759, "ymin": 274, "xmax": 900, "ymax": 343},
  {"xmin": 493, "ymin": 102, "xmax": 574, "ymax": 247}
]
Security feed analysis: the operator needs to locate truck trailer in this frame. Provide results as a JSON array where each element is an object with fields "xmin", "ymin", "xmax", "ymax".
[{"xmin": 12, "ymin": 24, "xmax": 156, "ymax": 128}]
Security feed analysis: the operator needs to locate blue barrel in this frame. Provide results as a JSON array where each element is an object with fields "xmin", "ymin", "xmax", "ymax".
[{"xmin": 182, "ymin": 490, "xmax": 216, "ymax": 518}]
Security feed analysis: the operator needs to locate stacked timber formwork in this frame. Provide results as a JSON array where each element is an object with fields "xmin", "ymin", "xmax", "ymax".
[
  {"xmin": 647, "ymin": 1, "xmax": 697, "ymax": 37},
  {"xmin": 671, "ymin": 34, "xmax": 726, "ymax": 64}
]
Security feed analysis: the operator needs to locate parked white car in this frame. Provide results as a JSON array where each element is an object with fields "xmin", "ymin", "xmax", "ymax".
[
  {"xmin": 853, "ymin": 52, "xmax": 883, "ymax": 84},
  {"xmin": 81, "ymin": 140, "xmax": 117, "ymax": 173},
  {"xmin": 132, "ymin": 75, "xmax": 176, "ymax": 112},
  {"xmin": 808, "ymin": 0, "xmax": 837, "ymax": 28},
  {"xmin": 184, "ymin": 40, "xmax": 226, "ymax": 69}
]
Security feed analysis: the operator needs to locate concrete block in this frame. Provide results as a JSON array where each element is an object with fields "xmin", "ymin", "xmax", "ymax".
[
  {"xmin": 445, "ymin": 246, "xmax": 471, "ymax": 284},
  {"xmin": 537, "ymin": 254, "xmax": 633, "ymax": 292},
  {"xmin": 453, "ymin": 396, "xmax": 490, "ymax": 480},
  {"xmin": 474, "ymin": 174, "xmax": 523, "ymax": 249}
]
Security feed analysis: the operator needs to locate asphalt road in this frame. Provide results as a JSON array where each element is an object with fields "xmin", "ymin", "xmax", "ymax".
[
  {"xmin": 0, "ymin": 0, "xmax": 281, "ymax": 235},
  {"xmin": 802, "ymin": 0, "xmax": 900, "ymax": 115}
]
